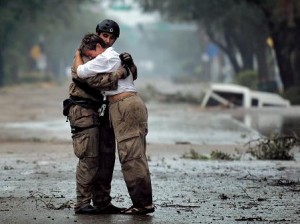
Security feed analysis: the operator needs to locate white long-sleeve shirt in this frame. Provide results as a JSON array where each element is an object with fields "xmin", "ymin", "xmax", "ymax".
[
  {"xmin": 77, "ymin": 47, "xmax": 136, "ymax": 96},
  {"xmin": 77, "ymin": 47, "xmax": 120, "ymax": 78}
]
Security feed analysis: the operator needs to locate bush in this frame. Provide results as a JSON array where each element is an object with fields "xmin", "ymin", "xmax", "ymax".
[
  {"xmin": 246, "ymin": 134, "xmax": 299, "ymax": 160},
  {"xmin": 210, "ymin": 150, "xmax": 234, "ymax": 160},
  {"xmin": 283, "ymin": 86, "xmax": 300, "ymax": 105},
  {"xmin": 181, "ymin": 149, "xmax": 209, "ymax": 160},
  {"xmin": 237, "ymin": 70, "xmax": 258, "ymax": 90},
  {"xmin": 182, "ymin": 149, "xmax": 236, "ymax": 160}
]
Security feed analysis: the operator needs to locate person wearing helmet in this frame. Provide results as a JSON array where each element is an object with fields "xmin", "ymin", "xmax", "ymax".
[
  {"xmin": 96, "ymin": 19, "xmax": 137, "ymax": 80},
  {"xmin": 94, "ymin": 20, "xmax": 154, "ymax": 215},
  {"xmin": 65, "ymin": 19, "xmax": 139, "ymax": 215},
  {"xmin": 66, "ymin": 53, "xmax": 128, "ymax": 215},
  {"xmin": 74, "ymin": 33, "xmax": 154, "ymax": 215},
  {"xmin": 96, "ymin": 19, "xmax": 120, "ymax": 46}
]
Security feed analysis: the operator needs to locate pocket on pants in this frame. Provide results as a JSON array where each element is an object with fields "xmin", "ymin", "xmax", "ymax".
[
  {"xmin": 118, "ymin": 136, "xmax": 142, "ymax": 164},
  {"xmin": 72, "ymin": 132, "xmax": 89, "ymax": 159}
]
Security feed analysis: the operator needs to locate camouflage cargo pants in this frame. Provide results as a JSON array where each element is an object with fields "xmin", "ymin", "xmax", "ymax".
[
  {"xmin": 68, "ymin": 104, "xmax": 115, "ymax": 212},
  {"xmin": 109, "ymin": 94, "xmax": 153, "ymax": 207}
]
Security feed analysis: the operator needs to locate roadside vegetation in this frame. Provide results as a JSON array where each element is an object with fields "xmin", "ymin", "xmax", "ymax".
[
  {"xmin": 181, "ymin": 148, "xmax": 238, "ymax": 161},
  {"xmin": 139, "ymin": 0, "xmax": 300, "ymax": 104},
  {"xmin": 245, "ymin": 133, "xmax": 300, "ymax": 160},
  {"xmin": 181, "ymin": 133, "xmax": 300, "ymax": 161}
]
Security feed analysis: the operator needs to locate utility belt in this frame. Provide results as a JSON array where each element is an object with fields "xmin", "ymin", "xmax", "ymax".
[
  {"xmin": 70, "ymin": 124, "xmax": 99, "ymax": 134},
  {"xmin": 63, "ymin": 95, "xmax": 103, "ymax": 116},
  {"xmin": 107, "ymin": 92, "xmax": 137, "ymax": 104},
  {"xmin": 63, "ymin": 96, "xmax": 107, "ymax": 134}
]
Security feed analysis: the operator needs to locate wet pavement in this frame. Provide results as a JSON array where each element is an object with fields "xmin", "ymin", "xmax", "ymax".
[
  {"xmin": 1, "ymin": 141, "xmax": 300, "ymax": 224},
  {"xmin": 1, "ymin": 83, "xmax": 300, "ymax": 223},
  {"xmin": 1, "ymin": 101, "xmax": 300, "ymax": 146},
  {"xmin": 0, "ymin": 101, "xmax": 262, "ymax": 145}
]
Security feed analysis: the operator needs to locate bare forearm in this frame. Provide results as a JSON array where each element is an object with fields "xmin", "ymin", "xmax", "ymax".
[
  {"xmin": 84, "ymin": 73, "xmax": 118, "ymax": 91},
  {"xmin": 130, "ymin": 64, "xmax": 137, "ymax": 80},
  {"xmin": 73, "ymin": 50, "xmax": 84, "ymax": 71},
  {"xmin": 84, "ymin": 65, "xmax": 129, "ymax": 91}
]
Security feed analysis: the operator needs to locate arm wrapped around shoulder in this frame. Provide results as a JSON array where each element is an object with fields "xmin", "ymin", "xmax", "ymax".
[
  {"xmin": 119, "ymin": 52, "xmax": 137, "ymax": 80},
  {"xmin": 119, "ymin": 52, "xmax": 134, "ymax": 67},
  {"xmin": 112, "ymin": 65, "xmax": 130, "ymax": 80},
  {"xmin": 130, "ymin": 64, "xmax": 137, "ymax": 80},
  {"xmin": 84, "ymin": 73, "xmax": 119, "ymax": 91}
]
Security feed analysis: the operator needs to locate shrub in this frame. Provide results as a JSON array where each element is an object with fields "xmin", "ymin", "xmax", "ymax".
[
  {"xmin": 283, "ymin": 86, "xmax": 300, "ymax": 105},
  {"xmin": 182, "ymin": 149, "xmax": 236, "ymax": 160},
  {"xmin": 237, "ymin": 70, "xmax": 258, "ymax": 90},
  {"xmin": 246, "ymin": 133, "xmax": 299, "ymax": 160}
]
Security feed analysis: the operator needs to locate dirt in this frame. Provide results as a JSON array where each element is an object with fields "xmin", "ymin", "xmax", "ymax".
[{"xmin": 0, "ymin": 82, "xmax": 300, "ymax": 224}]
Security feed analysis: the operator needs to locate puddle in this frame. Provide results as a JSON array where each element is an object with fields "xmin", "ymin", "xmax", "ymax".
[
  {"xmin": 0, "ymin": 114, "xmax": 260, "ymax": 145},
  {"xmin": 0, "ymin": 186, "xmax": 16, "ymax": 191},
  {"xmin": 37, "ymin": 160, "xmax": 56, "ymax": 166},
  {"xmin": 232, "ymin": 106, "xmax": 300, "ymax": 137},
  {"xmin": 148, "ymin": 112, "xmax": 259, "ymax": 144},
  {"xmin": 1, "ymin": 103, "xmax": 299, "ymax": 145},
  {"xmin": 20, "ymin": 170, "xmax": 35, "ymax": 175}
]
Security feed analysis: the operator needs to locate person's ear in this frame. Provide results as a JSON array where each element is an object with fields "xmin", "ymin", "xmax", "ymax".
[{"xmin": 96, "ymin": 43, "xmax": 101, "ymax": 49}]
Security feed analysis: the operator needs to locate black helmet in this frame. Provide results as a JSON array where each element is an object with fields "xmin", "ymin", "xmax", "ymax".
[{"xmin": 96, "ymin": 19, "xmax": 120, "ymax": 37}]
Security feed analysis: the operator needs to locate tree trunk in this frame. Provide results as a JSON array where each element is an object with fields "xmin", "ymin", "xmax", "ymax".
[
  {"xmin": 292, "ymin": 48, "xmax": 300, "ymax": 85},
  {"xmin": 211, "ymin": 29, "xmax": 241, "ymax": 74},
  {"xmin": 234, "ymin": 33, "xmax": 254, "ymax": 71},
  {"xmin": 271, "ymin": 27, "xmax": 295, "ymax": 91},
  {"xmin": 0, "ymin": 49, "xmax": 4, "ymax": 87},
  {"xmin": 238, "ymin": 44, "xmax": 254, "ymax": 71},
  {"xmin": 291, "ymin": 19, "xmax": 300, "ymax": 86},
  {"xmin": 225, "ymin": 48, "xmax": 241, "ymax": 74},
  {"xmin": 255, "ymin": 37, "xmax": 269, "ymax": 80}
]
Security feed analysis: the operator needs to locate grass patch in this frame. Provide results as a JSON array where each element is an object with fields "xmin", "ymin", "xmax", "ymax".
[
  {"xmin": 182, "ymin": 149, "xmax": 209, "ymax": 160},
  {"xmin": 182, "ymin": 148, "xmax": 236, "ymax": 160},
  {"xmin": 245, "ymin": 133, "xmax": 300, "ymax": 160},
  {"xmin": 210, "ymin": 150, "xmax": 235, "ymax": 160}
]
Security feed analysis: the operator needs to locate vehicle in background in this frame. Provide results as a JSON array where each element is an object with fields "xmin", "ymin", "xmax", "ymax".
[{"xmin": 201, "ymin": 83, "xmax": 290, "ymax": 108}]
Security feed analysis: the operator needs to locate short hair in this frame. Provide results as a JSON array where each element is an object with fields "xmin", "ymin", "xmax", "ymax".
[{"xmin": 79, "ymin": 33, "xmax": 106, "ymax": 53}]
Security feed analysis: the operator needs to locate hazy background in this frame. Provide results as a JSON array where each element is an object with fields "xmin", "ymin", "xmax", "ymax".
[
  {"xmin": 1, "ymin": 0, "xmax": 300, "ymax": 143},
  {"xmin": 1, "ymin": 0, "xmax": 299, "ymax": 104},
  {"xmin": 0, "ymin": 0, "xmax": 202, "ymax": 86}
]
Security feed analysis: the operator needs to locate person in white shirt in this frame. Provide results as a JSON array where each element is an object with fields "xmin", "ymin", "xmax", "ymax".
[
  {"xmin": 68, "ymin": 20, "xmax": 131, "ymax": 215},
  {"xmin": 74, "ymin": 33, "xmax": 154, "ymax": 215}
]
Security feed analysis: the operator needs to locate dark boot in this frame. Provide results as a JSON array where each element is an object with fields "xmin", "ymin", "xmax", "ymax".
[
  {"xmin": 95, "ymin": 203, "xmax": 125, "ymax": 214},
  {"xmin": 75, "ymin": 205, "xmax": 97, "ymax": 215}
]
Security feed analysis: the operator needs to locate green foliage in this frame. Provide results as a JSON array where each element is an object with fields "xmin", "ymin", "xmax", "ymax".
[
  {"xmin": 246, "ymin": 134, "xmax": 299, "ymax": 160},
  {"xmin": 182, "ymin": 149, "xmax": 236, "ymax": 160},
  {"xmin": 283, "ymin": 86, "xmax": 300, "ymax": 105},
  {"xmin": 137, "ymin": 0, "xmax": 268, "ymax": 75},
  {"xmin": 246, "ymin": 0, "xmax": 300, "ymax": 90},
  {"xmin": 210, "ymin": 150, "xmax": 234, "ymax": 160},
  {"xmin": 236, "ymin": 70, "xmax": 258, "ymax": 90},
  {"xmin": 0, "ymin": 0, "xmax": 98, "ymax": 86},
  {"xmin": 137, "ymin": 0, "xmax": 300, "ymax": 91},
  {"xmin": 182, "ymin": 149, "xmax": 209, "ymax": 160}
]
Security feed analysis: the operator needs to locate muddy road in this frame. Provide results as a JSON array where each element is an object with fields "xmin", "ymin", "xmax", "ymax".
[{"xmin": 0, "ymin": 82, "xmax": 300, "ymax": 223}]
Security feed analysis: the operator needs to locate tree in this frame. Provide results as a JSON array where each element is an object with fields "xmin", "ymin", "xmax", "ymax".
[
  {"xmin": 138, "ymin": 1, "xmax": 269, "ymax": 78},
  {"xmin": 0, "ymin": 0, "xmax": 93, "ymax": 87},
  {"xmin": 138, "ymin": 0, "xmax": 299, "ymax": 91},
  {"xmin": 246, "ymin": 0, "xmax": 300, "ymax": 90}
]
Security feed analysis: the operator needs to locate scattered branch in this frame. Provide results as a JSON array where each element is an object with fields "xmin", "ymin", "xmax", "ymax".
[
  {"xmin": 28, "ymin": 191, "xmax": 75, "ymax": 210},
  {"xmin": 245, "ymin": 133, "xmax": 300, "ymax": 160}
]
